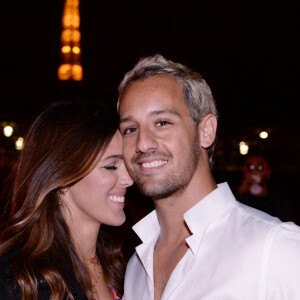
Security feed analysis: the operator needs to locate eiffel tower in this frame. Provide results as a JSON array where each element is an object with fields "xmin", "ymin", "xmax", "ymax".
[{"xmin": 58, "ymin": 0, "xmax": 82, "ymax": 81}]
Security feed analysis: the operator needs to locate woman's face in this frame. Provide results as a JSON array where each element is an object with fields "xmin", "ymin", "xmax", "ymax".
[{"xmin": 62, "ymin": 131, "xmax": 133, "ymax": 227}]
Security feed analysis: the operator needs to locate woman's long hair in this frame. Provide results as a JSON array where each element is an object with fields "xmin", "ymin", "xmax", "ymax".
[{"xmin": 0, "ymin": 100, "xmax": 127, "ymax": 300}]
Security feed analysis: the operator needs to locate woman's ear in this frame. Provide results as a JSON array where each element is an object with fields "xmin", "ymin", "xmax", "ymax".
[
  {"xmin": 60, "ymin": 187, "xmax": 68, "ymax": 195},
  {"xmin": 198, "ymin": 114, "xmax": 217, "ymax": 148}
]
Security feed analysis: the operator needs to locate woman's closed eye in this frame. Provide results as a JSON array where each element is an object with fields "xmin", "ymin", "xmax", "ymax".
[{"xmin": 103, "ymin": 165, "xmax": 117, "ymax": 171}]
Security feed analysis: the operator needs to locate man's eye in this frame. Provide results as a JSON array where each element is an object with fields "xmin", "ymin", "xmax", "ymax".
[
  {"xmin": 123, "ymin": 127, "xmax": 136, "ymax": 135},
  {"xmin": 156, "ymin": 120, "xmax": 170, "ymax": 127},
  {"xmin": 103, "ymin": 166, "xmax": 117, "ymax": 171}
]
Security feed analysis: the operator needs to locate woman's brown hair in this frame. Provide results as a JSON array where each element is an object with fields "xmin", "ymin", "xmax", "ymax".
[{"xmin": 0, "ymin": 100, "xmax": 127, "ymax": 299}]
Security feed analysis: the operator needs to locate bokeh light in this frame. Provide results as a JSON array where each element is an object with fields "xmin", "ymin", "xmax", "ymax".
[
  {"xmin": 239, "ymin": 141, "xmax": 249, "ymax": 155},
  {"xmin": 15, "ymin": 137, "xmax": 24, "ymax": 151},
  {"xmin": 259, "ymin": 131, "xmax": 268, "ymax": 139},
  {"xmin": 3, "ymin": 125, "xmax": 14, "ymax": 137}
]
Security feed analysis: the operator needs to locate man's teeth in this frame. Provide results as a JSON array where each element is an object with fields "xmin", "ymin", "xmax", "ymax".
[
  {"xmin": 142, "ymin": 160, "xmax": 167, "ymax": 168},
  {"xmin": 108, "ymin": 195, "xmax": 125, "ymax": 203}
]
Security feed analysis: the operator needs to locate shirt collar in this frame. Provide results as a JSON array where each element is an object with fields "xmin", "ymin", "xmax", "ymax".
[
  {"xmin": 132, "ymin": 182, "xmax": 237, "ymax": 244},
  {"xmin": 184, "ymin": 182, "xmax": 236, "ymax": 234},
  {"xmin": 132, "ymin": 209, "xmax": 160, "ymax": 243}
]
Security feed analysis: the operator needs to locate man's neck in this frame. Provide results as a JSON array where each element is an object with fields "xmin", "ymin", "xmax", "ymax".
[{"xmin": 154, "ymin": 170, "xmax": 217, "ymax": 243}]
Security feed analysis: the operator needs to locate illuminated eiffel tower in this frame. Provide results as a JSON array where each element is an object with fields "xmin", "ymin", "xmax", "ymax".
[{"xmin": 57, "ymin": 0, "xmax": 82, "ymax": 81}]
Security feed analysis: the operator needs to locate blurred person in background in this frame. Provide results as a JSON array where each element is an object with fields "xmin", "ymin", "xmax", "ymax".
[
  {"xmin": 235, "ymin": 150, "xmax": 291, "ymax": 222},
  {"xmin": 0, "ymin": 100, "xmax": 133, "ymax": 300}
]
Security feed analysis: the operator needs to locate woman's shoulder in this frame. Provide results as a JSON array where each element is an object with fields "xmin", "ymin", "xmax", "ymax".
[
  {"xmin": 0, "ymin": 249, "xmax": 20, "ymax": 299},
  {"xmin": 0, "ymin": 248, "xmax": 18, "ymax": 275},
  {"xmin": 0, "ymin": 248, "xmax": 89, "ymax": 300}
]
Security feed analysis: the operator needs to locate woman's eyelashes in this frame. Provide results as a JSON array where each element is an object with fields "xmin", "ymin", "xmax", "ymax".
[{"xmin": 103, "ymin": 165, "xmax": 118, "ymax": 171}]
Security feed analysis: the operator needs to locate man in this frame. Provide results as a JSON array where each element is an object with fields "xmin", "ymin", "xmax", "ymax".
[{"xmin": 118, "ymin": 54, "xmax": 300, "ymax": 299}]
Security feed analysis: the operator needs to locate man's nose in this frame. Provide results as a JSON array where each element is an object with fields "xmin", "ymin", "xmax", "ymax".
[{"xmin": 136, "ymin": 128, "xmax": 158, "ymax": 153}]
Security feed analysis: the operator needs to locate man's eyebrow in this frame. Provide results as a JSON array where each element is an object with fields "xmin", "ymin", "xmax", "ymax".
[
  {"xmin": 150, "ymin": 109, "xmax": 180, "ymax": 117},
  {"xmin": 101, "ymin": 154, "xmax": 123, "ymax": 162},
  {"xmin": 119, "ymin": 116, "xmax": 133, "ymax": 126},
  {"xmin": 120, "ymin": 109, "xmax": 180, "ymax": 125}
]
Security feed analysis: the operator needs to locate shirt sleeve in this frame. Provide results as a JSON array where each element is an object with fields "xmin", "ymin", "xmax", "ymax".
[{"xmin": 266, "ymin": 222, "xmax": 300, "ymax": 299}]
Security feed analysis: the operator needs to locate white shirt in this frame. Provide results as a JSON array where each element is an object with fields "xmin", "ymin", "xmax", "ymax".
[{"xmin": 123, "ymin": 182, "xmax": 300, "ymax": 300}]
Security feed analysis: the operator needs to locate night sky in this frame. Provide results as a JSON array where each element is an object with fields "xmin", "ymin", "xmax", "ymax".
[{"xmin": 1, "ymin": 1, "xmax": 299, "ymax": 124}]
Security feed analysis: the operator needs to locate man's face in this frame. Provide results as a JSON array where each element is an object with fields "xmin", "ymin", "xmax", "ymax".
[{"xmin": 119, "ymin": 75, "xmax": 201, "ymax": 200}]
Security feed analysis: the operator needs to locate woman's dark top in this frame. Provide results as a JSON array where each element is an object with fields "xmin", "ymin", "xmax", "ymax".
[{"xmin": 0, "ymin": 250, "xmax": 88, "ymax": 300}]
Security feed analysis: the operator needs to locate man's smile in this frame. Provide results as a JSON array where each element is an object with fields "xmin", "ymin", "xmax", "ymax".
[{"xmin": 141, "ymin": 160, "xmax": 167, "ymax": 168}]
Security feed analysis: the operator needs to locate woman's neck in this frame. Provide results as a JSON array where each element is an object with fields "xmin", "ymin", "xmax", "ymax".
[{"xmin": 69, "ymin": 220, "xmax": 101, "ymax": 262}]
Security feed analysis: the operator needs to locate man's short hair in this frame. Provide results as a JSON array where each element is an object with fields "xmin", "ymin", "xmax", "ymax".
[{"xmin": 117, "ymin": 54, "xmax": 218, "ymax": 124}]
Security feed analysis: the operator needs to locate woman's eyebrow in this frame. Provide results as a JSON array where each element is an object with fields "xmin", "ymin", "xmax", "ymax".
[{"xmin": 101, "ymin": 154, "xmax": 123, "ymax": 162}]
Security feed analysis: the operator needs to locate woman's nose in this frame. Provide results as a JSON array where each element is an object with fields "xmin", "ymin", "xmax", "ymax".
[{"xmin": 120, "ymin": 164, "xmax": 134, "ymax": 187}]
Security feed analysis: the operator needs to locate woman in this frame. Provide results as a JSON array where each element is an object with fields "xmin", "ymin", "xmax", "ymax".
[{"xmin": 0, "ymin": 100, "xmax": 133, "ymax": 299}]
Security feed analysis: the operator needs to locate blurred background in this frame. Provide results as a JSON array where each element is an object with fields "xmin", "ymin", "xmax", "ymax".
[{"xmin": 1, "ymin": 0, "xmax": 299, "ymax": 223}]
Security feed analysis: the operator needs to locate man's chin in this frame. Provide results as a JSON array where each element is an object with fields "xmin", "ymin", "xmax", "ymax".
[
  {"xmin": 135, "ymin": 180, "xmax": 161, "ymax": 197},
  {"xmin": 136, "ymin": 181, "xmax": 179, "ymax": 200}
]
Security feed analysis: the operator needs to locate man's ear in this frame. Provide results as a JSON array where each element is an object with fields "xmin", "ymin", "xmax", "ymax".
[{"xmin": 198, "ymin": 114, "xmax": 217, "ymax": 148}]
